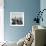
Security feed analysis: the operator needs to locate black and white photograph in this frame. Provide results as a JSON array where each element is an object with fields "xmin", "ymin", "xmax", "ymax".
[{"xmin": 10, "ymin": 12, "xmax": 24, "ymax": 26}]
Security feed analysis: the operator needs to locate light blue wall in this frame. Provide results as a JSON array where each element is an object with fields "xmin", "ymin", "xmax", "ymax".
[
  {"xmin": 40, "ymin": 0, "xmax": 46, "ymax": 27},
  {"xmin": 4, "ymin": 0, "xmax": 40, "ymax": 42}
]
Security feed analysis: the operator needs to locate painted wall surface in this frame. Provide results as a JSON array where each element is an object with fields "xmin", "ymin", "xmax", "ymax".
[
  {"xmin": 40, "ymin": 0, "xmax": 46, "ymax": 27},
  {"xmin": 4, "ymin": 0, "xmax": 40, "ymax": 42}
]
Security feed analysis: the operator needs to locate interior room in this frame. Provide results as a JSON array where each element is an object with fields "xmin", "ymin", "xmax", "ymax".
[{"xmin": 0, "ymin": 0, "xmax": 46, "ymax": 46}]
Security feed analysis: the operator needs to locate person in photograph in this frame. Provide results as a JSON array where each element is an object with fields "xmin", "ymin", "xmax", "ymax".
[{"xmin": 11, "ymin": 16, "xmax": 23, "ymax": 25}]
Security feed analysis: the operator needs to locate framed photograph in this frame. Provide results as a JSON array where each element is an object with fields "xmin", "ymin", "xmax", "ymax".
[{"xmin": 10, "ymin": 12, "xmax": 24, "ymax": 26}]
